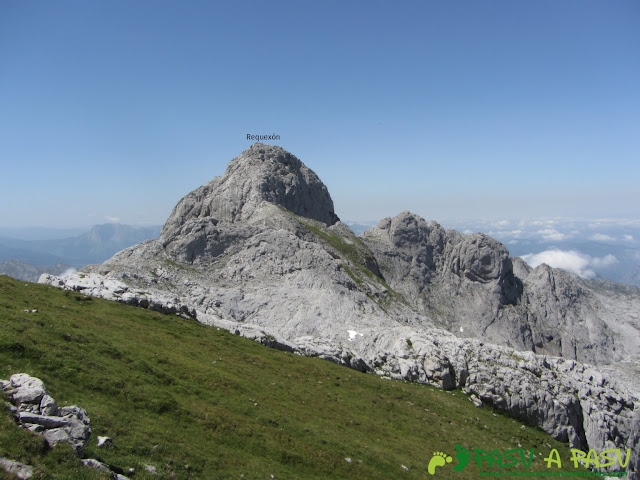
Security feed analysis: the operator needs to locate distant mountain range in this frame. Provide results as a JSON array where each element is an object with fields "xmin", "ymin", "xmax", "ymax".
[{"xmin": 0, "ymin": 223, "xmax": 161, "ymax": 281}]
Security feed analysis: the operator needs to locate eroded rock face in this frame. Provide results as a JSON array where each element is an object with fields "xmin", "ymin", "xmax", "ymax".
[{"xmin": 39, "ymin": 144, "xmax": 640, "ymax": 479}]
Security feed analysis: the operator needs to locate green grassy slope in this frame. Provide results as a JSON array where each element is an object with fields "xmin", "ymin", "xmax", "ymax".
[{"xmin": 0, "ymin": 275, "xmax": 578, "ymax": 479}]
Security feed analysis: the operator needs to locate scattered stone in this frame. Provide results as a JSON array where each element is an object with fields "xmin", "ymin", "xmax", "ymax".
[
  {"xmin": 0, "ymin": 457, "xmax": 33, "ymax": 479},
  {"xmin": 97, "ymin": 436, "xmax": 114, "ymax": 448},
  {"xmin": 344, "ymin": 458, "xmax": 352, "ymax": 463},
  {"xmin": 1, "ymin": 373, "xmax": 91, "ymax": 456},
  {"xmin": 81, "ymin": 458, "xmax": 111, "ymax": 474}
]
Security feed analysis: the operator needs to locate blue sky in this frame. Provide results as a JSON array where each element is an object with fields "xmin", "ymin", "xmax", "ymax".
[{"xmin": 1, "ymin": 0, "xmax": 639, "ymax": 227}]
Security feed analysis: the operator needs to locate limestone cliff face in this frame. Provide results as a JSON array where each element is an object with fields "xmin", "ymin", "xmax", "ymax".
[{"xmin": 43, "ymin": 144, "xmax": 640, "ymax": 479}]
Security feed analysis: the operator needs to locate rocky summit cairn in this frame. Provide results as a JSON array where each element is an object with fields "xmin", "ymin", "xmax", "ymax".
[{"xmin": 41, "ymin": 144, "xmax": 640, "ymax": 479}]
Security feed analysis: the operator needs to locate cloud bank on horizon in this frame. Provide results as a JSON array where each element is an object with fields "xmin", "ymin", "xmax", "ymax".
[
  {"xmin": 440, "ymin": 216, "xmax": 640, "ymax": 286},
  {"xmin": 520, "ymin": 250, "xmax": 618, "ymax": 279}
]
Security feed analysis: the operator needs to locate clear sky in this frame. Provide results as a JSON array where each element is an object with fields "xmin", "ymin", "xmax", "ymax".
[{"xmin": 1, "ymin": 0, "xmax": 639, "ymax": 227}]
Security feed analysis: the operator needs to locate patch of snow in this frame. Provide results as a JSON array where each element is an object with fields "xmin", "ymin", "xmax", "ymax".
[{"xmin": 347, "ymin": 330, "xmax": 363, "ymax": 342}]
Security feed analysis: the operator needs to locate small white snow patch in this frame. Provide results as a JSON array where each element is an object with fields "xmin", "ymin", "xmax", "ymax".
[
  {"xmin": 97, "ymin": 436, "xmax": 114, "ymax": 448},
  {"xmin": 347, "ymin": 330, "xmax": 363, "ymax": 342},
  {"xmin": 459, "ymin": 326, "xmax": 464, "ymax": 333}
]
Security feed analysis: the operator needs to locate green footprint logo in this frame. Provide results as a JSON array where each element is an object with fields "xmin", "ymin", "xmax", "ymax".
[{"xmin": 427, "ymin": 451, "xmax": 452, "ymax": 475}]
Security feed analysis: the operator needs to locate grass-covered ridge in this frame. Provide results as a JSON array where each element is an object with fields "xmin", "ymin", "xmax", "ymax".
[{"xmin": 0, "ymin": 275, "xmax": 577, "ymax": 479}]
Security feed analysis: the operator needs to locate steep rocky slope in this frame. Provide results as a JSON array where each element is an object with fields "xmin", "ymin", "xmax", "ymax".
[{"xmin": 41, "ymin": 143, "xmax": 640, "ymax": 478}]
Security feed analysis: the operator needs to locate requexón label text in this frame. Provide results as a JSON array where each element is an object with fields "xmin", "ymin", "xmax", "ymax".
[{"xmin": 247, "ymin": 134, "xmax": 280, "ymax": 141}]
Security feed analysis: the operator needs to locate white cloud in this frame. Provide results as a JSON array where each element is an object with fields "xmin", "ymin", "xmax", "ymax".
[
  {"xmin": 591, "ymin": 254, "xmax": 618, "ymax": 268},
  {"xmin": 588, "ymin": 218, "xmax": 640, "ymax": 229},
  {"xmin": 590, "ymin": 233, "xmax": 615, "ymax": 242},
  {"xmin": 105, "ymin": 216, "xmax": 121, "ymax": 223},
  {"xmin": 623, "ymin": 234, "xmax": 634, "ymax": 241},
  {"xmin": 521, "ymin": 249, "xmax": 618, "ymax": 279},
  {"xmin": 535, "ymin": 229, "xmax": 567, "ymax": 241}
]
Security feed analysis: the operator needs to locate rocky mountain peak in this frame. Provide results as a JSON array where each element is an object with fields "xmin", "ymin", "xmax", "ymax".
[{"xmin": 161, "ymin": 143, "xmax": 339, "ymax": 240}]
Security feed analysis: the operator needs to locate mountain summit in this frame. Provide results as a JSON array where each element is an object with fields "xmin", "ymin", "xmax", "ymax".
[
  {"xmin": 42, "ymin": 144, "xmax": 640, "ymax": 479},
  {"xmin": 161, "ymin": 143, "xmax": 339, "ymax": 241}
]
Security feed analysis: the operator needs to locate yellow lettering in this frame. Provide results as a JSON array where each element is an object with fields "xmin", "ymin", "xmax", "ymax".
[
  {"xmin": 584, "ymin": 449, "xmax": 600, "ymax": 468},
  {"xmin": 570, "ymin": 449, "xmax": 586, "ymax": 468},
  {"xmin": 599, "ymin": 449, "xmax": 617, "ymax": 468},
  {"xmin": 544, "ymin": 448, "xmax": 562, "ymax": 468},
  {"xmin": 618, "ymin": 448, "xmax": 631, "ymax": 468}
]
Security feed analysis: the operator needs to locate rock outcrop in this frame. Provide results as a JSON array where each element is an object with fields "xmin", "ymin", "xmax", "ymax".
[
  {"xmin": 1, "ymin": 373, "xmax": 132, "ymax": 480},
  {"xmin": 39, "ymin": 144, "xmax": 640, "ymax": 479},
  {"xmin": 0, "ymin": 458, "xmax": 33, "ymax": 480},
  {"xmin": 1, "ymin": 374, "xmax": 91, "ymax": 456}
]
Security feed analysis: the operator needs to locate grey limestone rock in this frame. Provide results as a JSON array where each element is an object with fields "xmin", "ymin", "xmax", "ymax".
[
  {"xmin": 161, "ymin": 143, "xmax": 339, "ymax": 243},
  {"xmin": 7, "ymin": 373, "xmax": 47, "ymax": 404},
  {"xmin": 0, "ymin": 458, "xmax": 33, "ymax": 480},
  {"xmin": 81, "ymin": 458, "xmax": 132, "ymax": 479},
  {"xmin": 2, "ymin": 373, "xmax": 91, "ymax": 456},
  {"xmin": 362, "ymin": 211, "xmax": 640, "ymax": 367}
]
